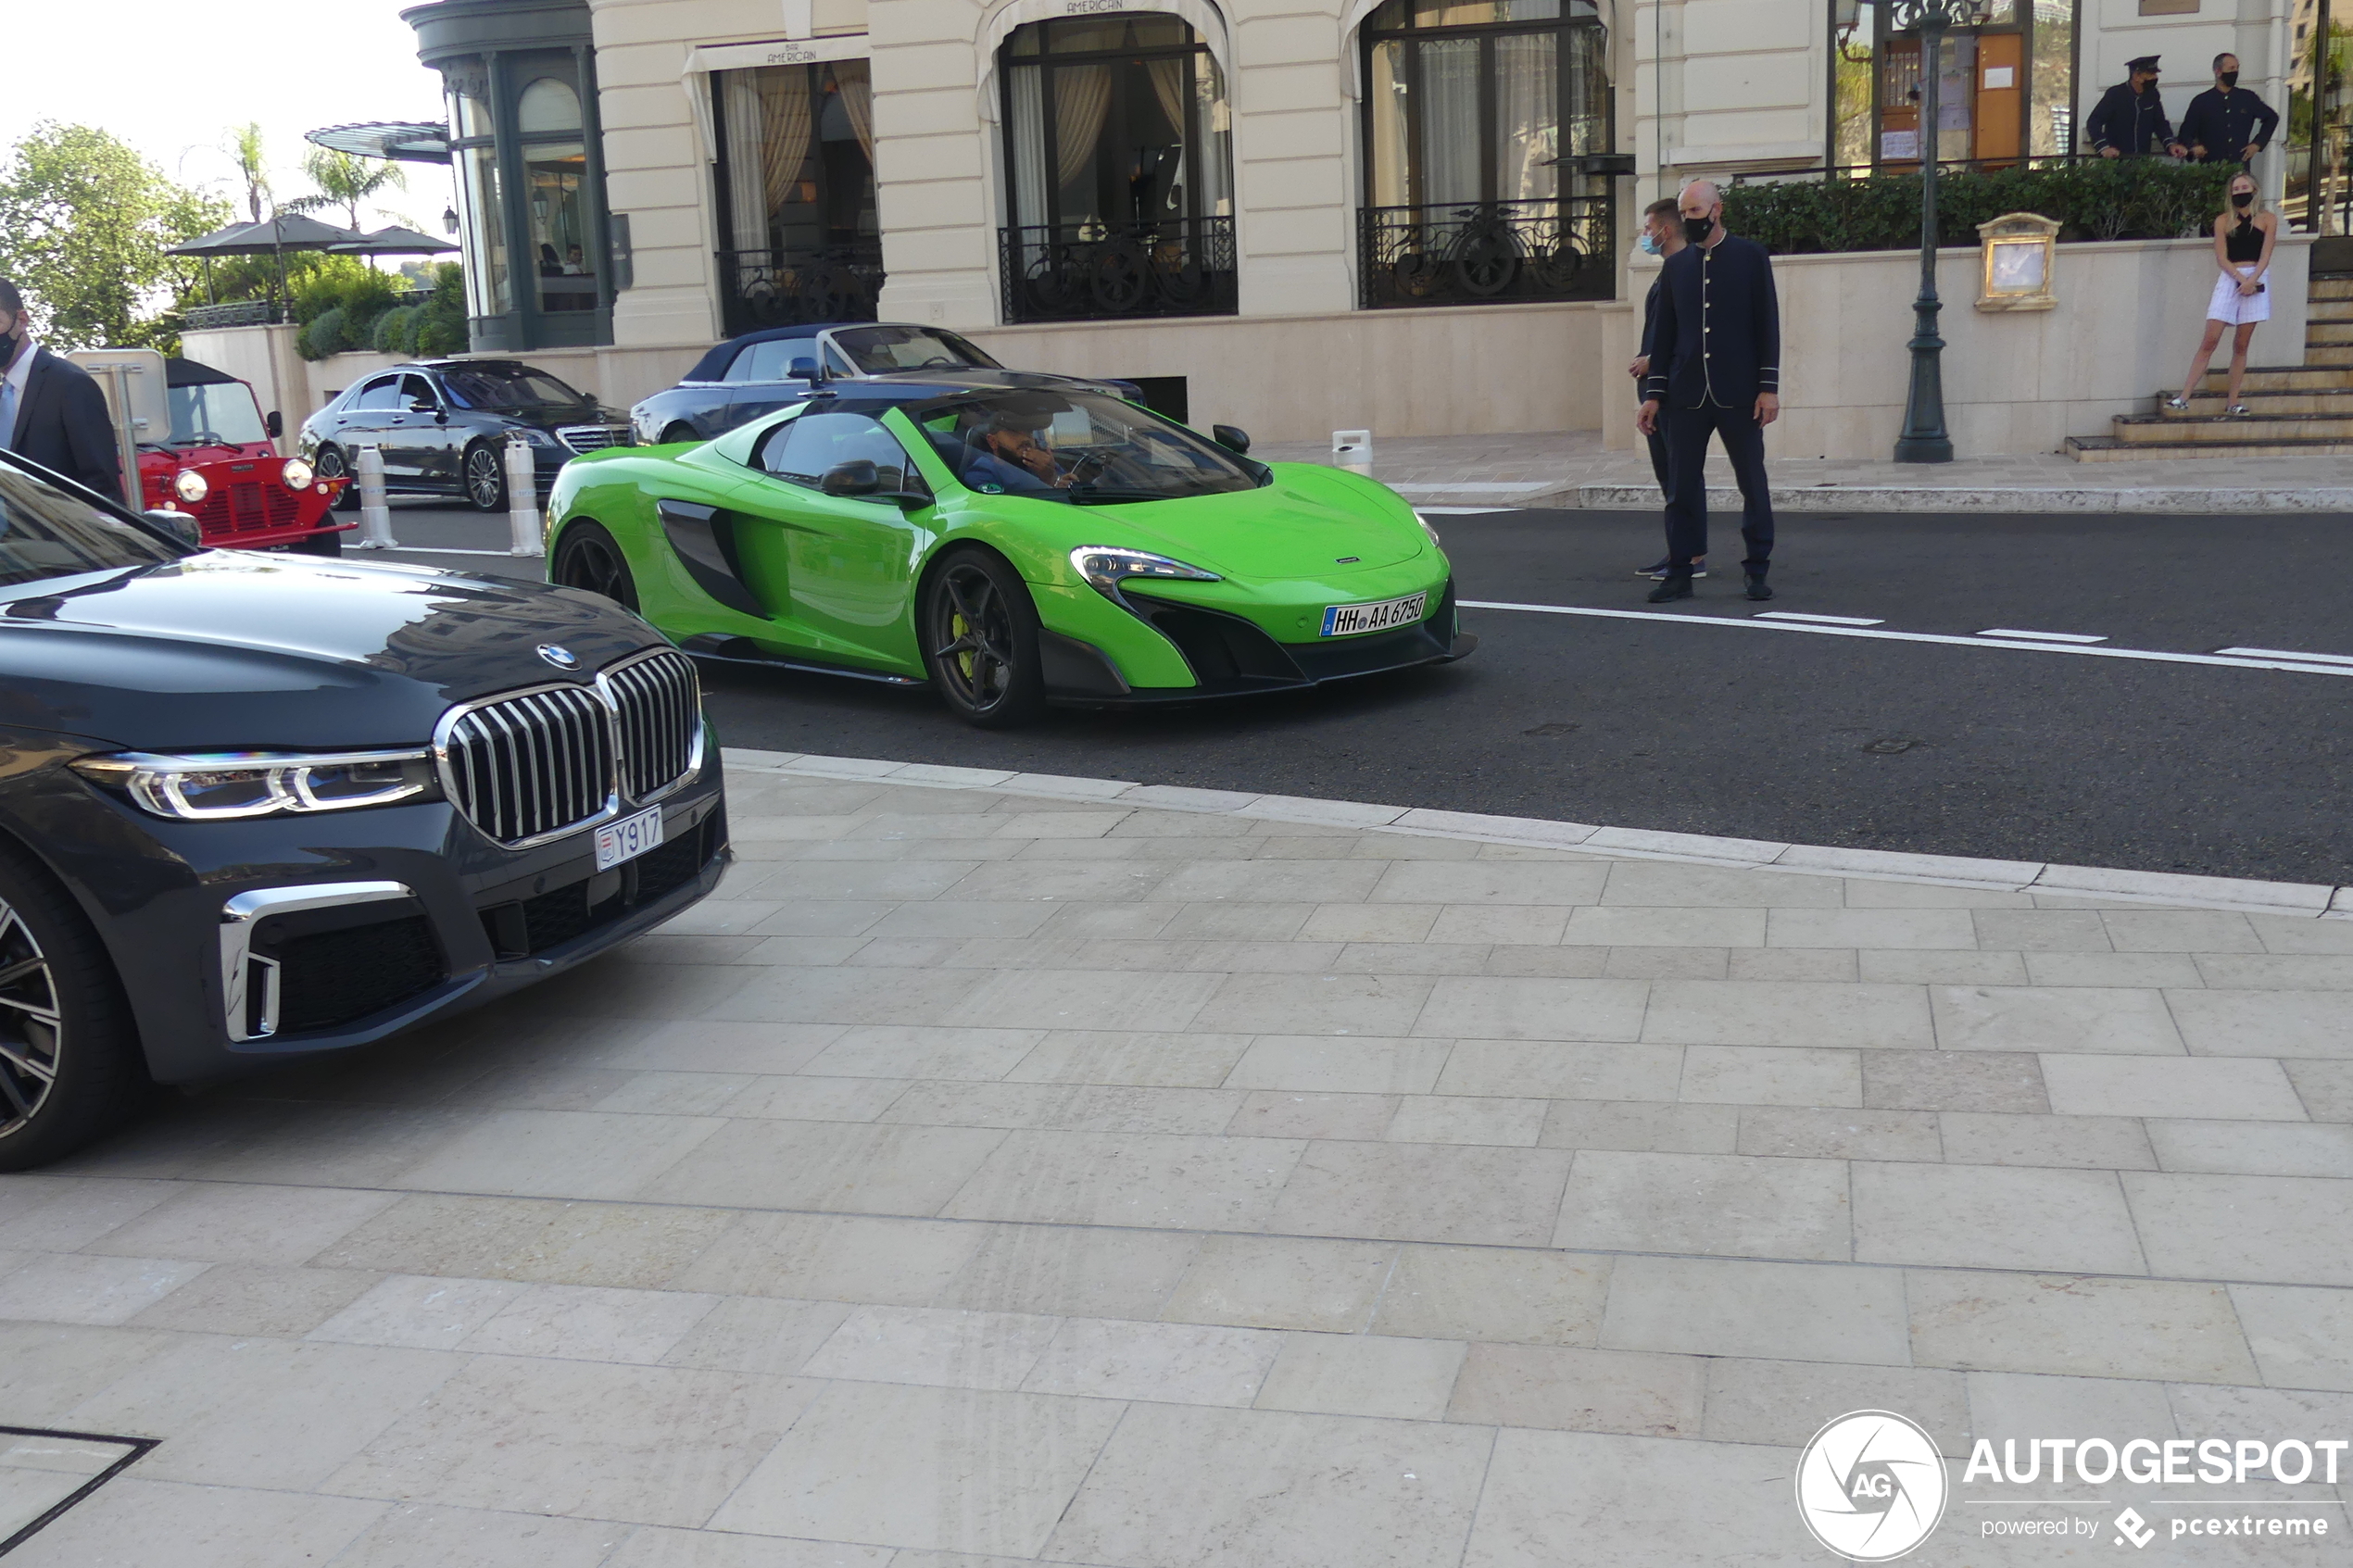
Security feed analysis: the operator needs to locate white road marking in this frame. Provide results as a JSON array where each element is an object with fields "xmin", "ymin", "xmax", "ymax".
[
  {"xmin": 368, "ymin": 546, "xmax": 527, "ymax": 557},
  {"xmin": 1415, "ymin": 507, "xmax": 1514, "ymax": 516},
  {"xmin": 1979, "ymin": 628, "xmax": 2108, "ymax": 644},
  {"xmin": 1459, "ymin": 599, "xmax": 2353, "ymax": 678},
  {"xmin": 1755, "ymin": 611, "xmax": 1885, "ymax": 626},
  {"xmin": 2216, "ymin": 646, "xmax": 2353, "ymax": 666}
]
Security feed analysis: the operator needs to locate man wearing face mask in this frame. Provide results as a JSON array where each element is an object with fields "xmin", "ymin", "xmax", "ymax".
[
  {"xmin": 0, "ymin": 281, "xmax": 123, "ymax": 503},
  {"xmin": 2087, "ymin": 56, "xmax": 2187, "ymax": 159},
  {"xmin": 1627, "ymin": 198, "xmax": 1698, "ymax": 579},
  {"xmin": 1634, "ymin": 181, "xmax": 1780, "ymax": 604},
  {"xmin": 2181, "ymin": 54, "xmax": 2278, "ymax": 168}
]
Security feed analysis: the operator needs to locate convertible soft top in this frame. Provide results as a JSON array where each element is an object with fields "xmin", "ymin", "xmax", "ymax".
[{"xmin": 683, "ymin": 322, "xmax": 865, "ymax": 384}]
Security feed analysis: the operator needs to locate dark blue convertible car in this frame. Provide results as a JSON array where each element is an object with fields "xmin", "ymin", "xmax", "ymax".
[{"xmin": 626, "ymin": 321, "xmax": 1140, "ymax": 446}]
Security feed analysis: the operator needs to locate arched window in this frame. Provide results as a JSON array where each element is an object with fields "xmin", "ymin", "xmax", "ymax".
[
  {"xmin": 996, "ymin": 14, "xmax": 1238, "ymax": 321},
  {"xmin": 1357, "ymin": 0, "xmax": 1616, "ymax": 307}
]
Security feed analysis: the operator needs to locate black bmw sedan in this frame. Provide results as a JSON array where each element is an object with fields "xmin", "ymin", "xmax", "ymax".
[
  {"xmin": 0, "ymin": 449, "xmax": 727, "ymax": 1167},
  {"xmin": 297, "ymin": 359, "xmax": 632, "ymax": 514}
]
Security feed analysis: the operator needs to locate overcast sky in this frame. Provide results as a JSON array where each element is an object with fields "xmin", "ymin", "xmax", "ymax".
[{"xmin": 7, "ymin": 0, "xmax": 454, "ymax": 232}]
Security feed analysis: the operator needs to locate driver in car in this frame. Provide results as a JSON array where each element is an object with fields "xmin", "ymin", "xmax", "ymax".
[{"xmin": 963, "ymin": 410, "xmax": 1070, "ymax": 491}]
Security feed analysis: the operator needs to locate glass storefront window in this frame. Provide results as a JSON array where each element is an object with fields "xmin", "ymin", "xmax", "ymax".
[
  {"xmin": 457, "ymin": 142, "xmax": 510, "ymax": 316},
  {"xmin": 1828, "ymin": 0, "xmax": 2070, "ymax": 170},
  {"xmin": 526, "ymin": 142, "xmax": 594, "ymax": 312},
  {"xmin": 2287, "ymin": 0, "xmax": 2353, "ymax": 233},
  {"xmin": 998, "ymin": 16, "xmax": 1232, "ymax": 232}
]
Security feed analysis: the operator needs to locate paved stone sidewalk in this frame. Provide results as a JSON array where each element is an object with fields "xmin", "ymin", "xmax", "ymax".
[
  {"xmin": 3, "ymin": 757, "xmax": 2351, "ymax": 1565},
  {"xmin": 1255, "ymin": 428, "xmax": 2353, "ymax": 513}
]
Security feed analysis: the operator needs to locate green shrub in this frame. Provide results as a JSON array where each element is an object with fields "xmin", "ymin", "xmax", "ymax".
[
  {"xmin": 371, "ymin": 305, "xmax": 420, "ymax": 354},
  {"xmin": 292, "ymin": 259, "xmax": 405, "ymax": 358},
  {"xmin": 412, "ymin": 313, "xmax": 465, "ymax": 356},
  {"xmin": 297, "ymin": 305, "xmax": 350, "ymax": 359},
  {"xmin": 409, "ymin": 260, "xmax": 469, "ymax": 357},
  {"xmin": 1723, "ymin": 159, "xmax": 2237, "ymax": 256}
]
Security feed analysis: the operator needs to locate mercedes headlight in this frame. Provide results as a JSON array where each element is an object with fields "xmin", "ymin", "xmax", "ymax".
[
  {"xmin": 514, "ymin": 427, "xmax": 559, "ymax": 448},
  {"xmin": 173, "ymin": 470, "xmax": 209, "ymax": 505},
  {"xmin": 1070, "ymin": 546, "xmax": 1222, "ymax": 598},
  {"xmin": 71, "ymin": 748, "xmax": 440, "ymax": 821},
  {"xmin": 281, "ymin": 458, "xmax": 314, "ymax": 491}
]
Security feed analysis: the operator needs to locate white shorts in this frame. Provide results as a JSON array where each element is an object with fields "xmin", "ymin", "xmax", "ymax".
[{"xmin": 2208, "ymin": 270, "xmax": 2271, "ymax": 325}]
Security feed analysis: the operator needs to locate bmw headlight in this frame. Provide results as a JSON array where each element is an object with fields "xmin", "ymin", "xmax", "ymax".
[
  {"xmin": 173, "ymin": 470, "xmax": 209, "ymax": 505},
  {"xmin": 281, "ymin": 458, "xmax": 314, "ymax": 491},
  {"xmin": 1070, "ymin": 546, "xmax": 1222, "ymax": 598},
  {"xmin": 1416, "ymin": 512, "xmax": 1442, "ymax": 546},
  {"xmin": 71, "ymin": 749, "xmax": 441, "ymax": 821}
]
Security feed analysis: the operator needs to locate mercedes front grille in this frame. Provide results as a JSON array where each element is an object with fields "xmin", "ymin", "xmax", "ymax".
[
  {"xmin": 434, "ymin": 647, "xmax": 704, "ymax": 847},
  {"xmin": 556, "ymin": 424, "xmax": 631, "ymax": 454}
]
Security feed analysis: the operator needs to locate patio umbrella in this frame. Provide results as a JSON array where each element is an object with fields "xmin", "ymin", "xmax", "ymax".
[
  {"xmin": 328, "ymin": 226, "xmax": 459, "ymax": 257},
  {"xmin": 164, "ymin": 213, "xmax": 369, "ymax": 309}
]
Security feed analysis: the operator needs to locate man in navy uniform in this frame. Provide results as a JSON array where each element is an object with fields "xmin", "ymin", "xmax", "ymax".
[
  {"xmin": 0, "ymin": 281, "xmax": 121, "ymax": 503},
  {"xmin": 2087, "ymin": 56, "xmax": 2187, "ymax": 159},
  {"xmin": 1635, "ymin": 180, "xmax": 1780, "ymax": 604},
  {"xmin": 2181, "ymin": 53, "xmax": 2279, "ymax": 167}
]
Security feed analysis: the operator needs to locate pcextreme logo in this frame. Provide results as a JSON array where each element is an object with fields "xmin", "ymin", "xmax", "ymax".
[{"xmin": 1795, "ymin": 1411, "xmax": 1951, "ymax": 1562}]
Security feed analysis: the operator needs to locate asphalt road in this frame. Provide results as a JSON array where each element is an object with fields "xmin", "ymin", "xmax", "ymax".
[{"xmin": 370, "ymin": 504, "xmax": 2353, "ymax": 885}]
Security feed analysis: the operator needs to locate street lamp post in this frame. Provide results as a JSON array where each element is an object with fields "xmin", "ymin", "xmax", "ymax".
[{"xmin": 1870, "ymin": 0, "xmax": 1988, "ymax": 463}]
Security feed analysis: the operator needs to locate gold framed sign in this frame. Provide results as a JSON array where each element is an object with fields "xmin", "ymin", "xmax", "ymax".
[{"xmin": 1975, "ymin": 211, "xmax": 2061, "ymax": 312}]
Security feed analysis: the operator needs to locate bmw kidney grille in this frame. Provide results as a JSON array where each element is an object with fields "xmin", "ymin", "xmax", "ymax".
[{"xmin": 436, "ymin": 648, "xmax": 702, "ymax": 847}]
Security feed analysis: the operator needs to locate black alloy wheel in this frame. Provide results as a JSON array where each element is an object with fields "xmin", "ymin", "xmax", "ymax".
[
  {"xmin": 0, "ymin": 846, "xmax": 145, "ymax": 1172},
  {"xmin": 551, "ymin": 521, "xmax": 639, "ymax": 611},
  {"xmin": 463, "ymin": 443, "xmax": 508, "ymax": 512},
  {"xmin": 315, "ymin": 444, "xmax": 360, "ymax": 512},
  {"xmin": 919, "ymin": 547, "xmax": 1045, "ymax": 728}
]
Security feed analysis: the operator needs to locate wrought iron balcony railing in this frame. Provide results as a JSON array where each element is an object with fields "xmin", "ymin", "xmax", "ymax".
[
  {"xmin": 181, "ymin": 300, "xmax": 287, "ymax": 331},
  {"xmin": 1358, "ymin": 197, "xmax": 1616, "ymax": 309},
  {"xmin": 718, "ymin": 242, "xmax": 885, "ymax": 336},
  {"xmin": 1000, "ymin": 217, "xmax": 1237, "ymax": 324}
]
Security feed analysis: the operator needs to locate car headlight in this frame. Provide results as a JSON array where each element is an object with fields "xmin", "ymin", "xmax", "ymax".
[
  {"xmin": 514, "ymin": 428, "xmax": 559, "ymax": 448},
  {"xmin": 173, "ymin": 470, "xmax": 209, "ymax": 505},
  {"xmin": 70, "ymin": 749, "xmax": 441, "ymax": 821},
  {"xmin": 1070, "ymin": 546, "xmax": 1222, "ymax": 598},
  {"xmin": 281, "ymin": 458, "xmax": 314, "ymax": 491},
  {"xmin": 1416, "ymin": 512, "xmax": 1442, "ymax": 546}
]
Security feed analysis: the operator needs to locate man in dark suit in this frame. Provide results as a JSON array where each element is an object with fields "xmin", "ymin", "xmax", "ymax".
[
  {"xmin": 2181, "ymin": 53, "xmax": 2279, "ymax": 167},
  {"xmin": 1627, "ymin": 197, "xmax": 1699, "ymax": 580},
  {"xmin": 1635, "ymin": 180, "xmax": 1780, "ymax": 604},
  {"xmin": 2087, "ymin": 56, "xmax": 2187, "ymax": 159},
  {"xmin": 0, "ymin": 281, "xmax": 123, "ymax": 503}
]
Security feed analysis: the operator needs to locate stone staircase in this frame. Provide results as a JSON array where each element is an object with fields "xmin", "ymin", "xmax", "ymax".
[{"xmin": 2065, "ymin": 270, "xmax": 2353, "ymax": 461}]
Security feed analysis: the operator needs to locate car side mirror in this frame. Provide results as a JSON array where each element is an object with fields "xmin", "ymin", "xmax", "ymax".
[
  {"xmin": 820, "ymin": 458, "xmax": 881, "ymax": 496},
  {"xmin": 1213, "ymin": 424, "xmax": 1252, "ymax": 455},
  {"xmin": 145, "ymin": 508, "xmax": 202, "ymax": 548},
  {"xmin": 789, "ymin": 357, "xmax": 822, "ymax": 383},
  {"xmin": 265, "ymin": 409, "xmax": 283, "ymax": 438}
]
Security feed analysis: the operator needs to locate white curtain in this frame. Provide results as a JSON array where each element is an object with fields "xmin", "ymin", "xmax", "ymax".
[
  {"xmin": 1193, "ymin": 54, "xmax": 1233, "ymax": 219},
  {"xmin": 834, "ymin": 61, "xmax": 876, "ymax": 169},
  {"xmin": 1369, "ymin": 41, "xmax": 1412, "ymax": 207},
  {"xmin": 1053, "ymin": 63, "xmax": 1114, "ymax": 204},
  {"xmin": 1010, "ymin": 66, "xmax": 1049, "ymax": 227},
  {"xmin": 722, "ymin": 75, "xmax": 769, "ymax": 254},
  {"xmin": 757, "ymin": 69, "xmax": 814, "ymax": 220},
  {"xmin": 1418, "ymin": 38, "xmax": 1481, "ymax": 207},
  {"xmin": 1494, "ymin": 33, "xmax": 1557, "ymax": 201}
]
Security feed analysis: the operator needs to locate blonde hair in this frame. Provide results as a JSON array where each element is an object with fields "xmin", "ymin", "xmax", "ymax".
[{"xmin": 2228, "ymin": 171, "xmax": 2261, "ymax": 211}]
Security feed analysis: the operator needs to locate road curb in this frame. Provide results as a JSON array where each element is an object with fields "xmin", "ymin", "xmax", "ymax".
[
  {"xmin": 722, "ymin": 748, "xmax": 2347, "ymax": 919},
  {"xmin": 1566, "ymin": 483, "xmax": 2353, "ymax": 515}
]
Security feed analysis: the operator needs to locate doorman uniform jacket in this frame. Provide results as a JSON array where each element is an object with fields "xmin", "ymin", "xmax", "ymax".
[
  {"xmin": 2085, "ymin": 82, "xmax": 2176, "ymax": 156},
  {"xmin": 2180, "ymin": 86, "xmax": 2280, "ymax": 162},
  {"xmin": 6, "ymin": 347, "xmax": 122, "ymax": 503},
  {"xmin": 1642, "ymin": 233, "xmax": 1781, "ymax": 412}
]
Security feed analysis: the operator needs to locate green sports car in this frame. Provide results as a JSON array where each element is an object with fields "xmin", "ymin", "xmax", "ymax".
[{"xmin": 544, "ymin": 374, "xmax": 1475, "ymax": 726}]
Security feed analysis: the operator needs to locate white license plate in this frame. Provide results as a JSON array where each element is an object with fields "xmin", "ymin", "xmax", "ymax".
[
  {"xmin": 595, "ymin": 805, "xmax": 664, "ymax": 871},
  {"xmin": 1321, "ymin": 592, "xmax": 1428, "ymax": 637}
]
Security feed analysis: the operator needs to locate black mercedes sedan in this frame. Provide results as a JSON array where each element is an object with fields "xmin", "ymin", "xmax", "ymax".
[
  {"xmin": 0, "ymin": 448, "xmax": 727, "ymax": 1167},
  {"xmin": 297, "ymin": 359, "xmax": 632, "ymax": 514},
  {"xmin": 627, "ymin": 321, "xmax": 1141, "ymax": 447}
]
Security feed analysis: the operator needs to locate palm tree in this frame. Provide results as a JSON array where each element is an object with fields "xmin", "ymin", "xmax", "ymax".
[
  {"xmin": 223, "ymin": 122, "xmax": 271, "ymax": 222},
  {"xmin": 286, "ymin": 147, "xmax": 407, "ymax": 234}
]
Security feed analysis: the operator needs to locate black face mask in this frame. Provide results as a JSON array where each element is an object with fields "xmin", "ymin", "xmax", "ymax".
[
  {"xmin": 2233, "ymin": 191, "xmax": 2255, "ymax": 207},
  {"xmin": 1681, "ymin": 214, "xmax": 1715, "ymax": 245},
  {"xmin": 2220, "ymin": 70, "xmax": 2240, "ymax": 88},
  {"xmin": 0, "ymin": 321, "xmax": 21, "ymax": 374}
]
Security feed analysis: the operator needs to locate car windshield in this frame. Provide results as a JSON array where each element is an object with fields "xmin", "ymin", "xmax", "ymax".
[
  {"xmin": 0, "ymin": 460, "xmax": 180, "ymax": 589},
  {"xmin": 441, "ymin": 368, "xmax": 592, "ymax": 410},
  {"xmin": 165, "ymin": 383, "xmax": 269, "ymax": 446},
  {"xmin": 834, "ymin": 326, "xmax": 1000, "ymax": 375},
  {"xmin": 915, "ymin": 391, "xmax": 1260, "ymax": 505}
]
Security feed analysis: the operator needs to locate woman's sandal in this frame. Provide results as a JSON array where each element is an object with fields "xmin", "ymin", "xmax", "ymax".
[
  {"xmin": 2163, "ymin": 395, "xmax": 2190, "ymax": 412},
  {"xmin": 2226, "ymin": 403, "xmax": 2252, "ymax": 417}
]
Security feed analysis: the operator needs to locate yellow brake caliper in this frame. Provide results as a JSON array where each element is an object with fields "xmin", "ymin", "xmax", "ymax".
[{"xmin": 951, "ymin": 612, "xmax": 975, "ymax": 681}]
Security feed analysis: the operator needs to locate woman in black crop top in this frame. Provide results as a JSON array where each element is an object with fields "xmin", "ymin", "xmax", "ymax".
[{"xmin": 2167, "ymin": 171, "xmax": 2279, "ymax": 417}]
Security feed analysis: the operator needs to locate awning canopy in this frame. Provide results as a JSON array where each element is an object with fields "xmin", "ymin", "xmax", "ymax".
[
  {"xmin": 305, "ymin": 122, "xmax": 452, "ymax": 165},
  {"xmin": 329, "ymin": 225, "xmax": 459, "ymax": 257},
  {"xmin": 165, "ymin": 214, "xmax": 371, "ymax": 257}
]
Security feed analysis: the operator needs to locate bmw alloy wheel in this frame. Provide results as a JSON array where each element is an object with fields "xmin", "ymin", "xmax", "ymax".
[{"xmin": 0, "ymin": 897, "xmax": 61, "ymax": 1137}]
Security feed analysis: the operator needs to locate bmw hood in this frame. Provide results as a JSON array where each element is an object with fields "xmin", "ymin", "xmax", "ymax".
[{"xmin": 0, "ymin": 551, "xmax": 663, "ymax": 751}]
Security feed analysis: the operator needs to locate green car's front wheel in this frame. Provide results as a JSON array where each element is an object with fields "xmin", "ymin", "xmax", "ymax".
[
  {"xmin": 551, "ymin": 521, "xmax": 639, "ymax": 611},
  {"xmin": 921, "ymin": 546, "xmax": 1046, "ymax": 728}
]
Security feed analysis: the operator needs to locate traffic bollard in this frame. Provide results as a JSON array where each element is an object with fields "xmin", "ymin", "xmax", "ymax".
[
  {"xmin": 1333, "ymin": 429, "xmax": 1373, "ymax": 478},
  {"xmin": 506, "ymin": 435, "xmax": 543, "ymax": 556},
  {"xmin": 354, "ymin": 445, "xmax": 397, "ymax": 548}
]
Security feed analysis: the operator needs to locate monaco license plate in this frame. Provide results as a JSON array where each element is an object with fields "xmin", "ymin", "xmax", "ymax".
[
  {"xmin": 594, "ymin": 805, "xmax": 664, "ymax": 871},
  {"xmin": 1321, "ymin": 592, "xmax": 1428, "ymax": 637}
]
